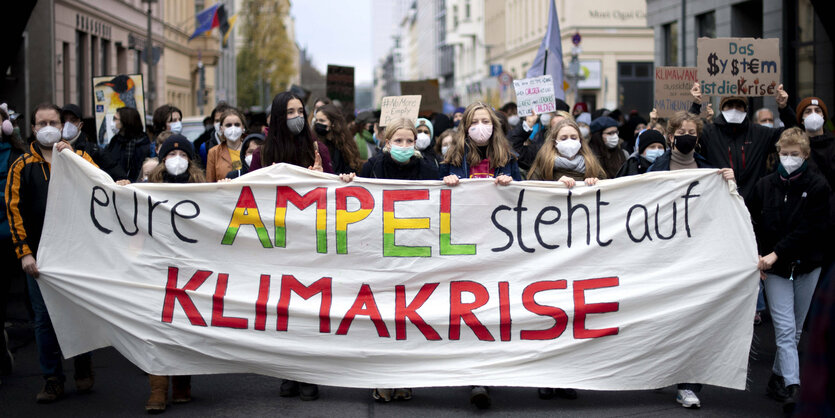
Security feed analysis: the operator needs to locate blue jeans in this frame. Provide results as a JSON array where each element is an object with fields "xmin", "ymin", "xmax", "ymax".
[
  {"xmin": 26, "ymin": 273, "xmax": 91, "ymax": 380},
  {"xmin": 764, "ymin": 268, "xmax": 821, "ymax": 386}
]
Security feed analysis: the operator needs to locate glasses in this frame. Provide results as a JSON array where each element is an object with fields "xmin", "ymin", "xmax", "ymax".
[{"xmin": 35, "ymin": 121, "xmax": 62, "ymax": 129}]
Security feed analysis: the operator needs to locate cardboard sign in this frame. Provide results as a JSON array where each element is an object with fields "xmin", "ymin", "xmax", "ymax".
[
  {"xmin": 379, "ymin": 95, "xmax": 421, "ymax": 127},
  {"xmin": 326, "ymin": 65, "xmax": 355, "ymax": 114},
  {"xmin": 697, "ymin": 37, "xmax": 780, "ymax": 97},
  {"xmin": 93, "ymin": 74, "xmax": 146, "ymax": 148},
  {"xmin": 513, "ymin": 75, "xmax": 556, "ymax": 116},
  {"xmin": 654, "ymin": 67, "xmax": 700, "ymax": 118},
  {"xmin": 399, "ymin": 79, "xmax": 442, "ymax": 114}
]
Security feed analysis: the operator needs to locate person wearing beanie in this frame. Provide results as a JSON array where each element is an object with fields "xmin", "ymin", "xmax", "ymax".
[
  {"xmin": 226, "ymin": 133, "xmax": 265, "ymax": 179},
  {"xmin": 688, "ymin": 82, "xmax": 797, "ymax": 201},
  {"xmin": 415, "ymin": 118, "xmax": 441, "ymax": 167},
  {"xmin": 588, "ymin": 116, "xmax": 627, "ymax": 178},
  {"xmin": 796, "ymin": 97, "xmax": 835, "ymax": 277},
  {"xmin": 616, "ymin": 129, "xmax": 667, "ymax": 177},
  {"xmin": 149, "ymin": 134, "xmax": 204, "ymax": 184},
  {"xmin": 452, "ymin": 107, "xmax": 466, "ymax": 127}
]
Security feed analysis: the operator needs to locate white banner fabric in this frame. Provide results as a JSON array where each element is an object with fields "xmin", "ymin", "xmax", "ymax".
[{"xmin": 36, "ymin": 150, "xmax": 759, "ymax": 390}]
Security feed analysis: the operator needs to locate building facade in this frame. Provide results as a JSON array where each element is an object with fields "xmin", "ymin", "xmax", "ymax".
[
  {"xmin": 445, "ymin": 0, "xmax": 488, "ymax": 105},
  {"xmin": 646, "ymin": 0, "xmax": 834, "ymax": 117}
]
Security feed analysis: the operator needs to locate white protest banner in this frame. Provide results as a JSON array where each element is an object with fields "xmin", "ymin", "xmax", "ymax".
[
  {"xmin": 36, "ymin": 151, "xmax": 759, "ymax": 390},
  {"xmin": 697, "ymin": 37, "xmax": 780, "ymax": 97},
  {"xmin": 513, "ymin": 75, "xmax": 557, "ymax": 116},
  {"xmin": 379, "ymin": 95, "xmax": 421, "ymax": 126}
]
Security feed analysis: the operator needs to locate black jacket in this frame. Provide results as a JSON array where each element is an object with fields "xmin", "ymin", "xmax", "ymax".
[
  {"xmin": 616, "ymin": 155, "xmax": 654, "ymax": 177},
  {"xmin": 506, "ymin": 122, "xmax": 546, "ymax": 171},
  {"xmin": 746, "ymin": 166, "xmax": 830, "ymax": 277},
  {"xmin": 689, "ymin": 102, "xmax": 796, "ymax": 201},
  {"xmin": 74, "ymin": 131, "xmax": 127, "ymax": 180},
  {"xmin": 105, "ymin": 133, "xmax": 151, "ymax": 181},
  {"xmin": 359, "ymin": 153, "xmax": 440, "ymax": 180}
]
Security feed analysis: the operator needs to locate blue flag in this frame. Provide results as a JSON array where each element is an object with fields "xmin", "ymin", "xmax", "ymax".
[
  {"xmin": 526, "ymin": 0, "xmax": 565, "ymax": 100},
  {"xmin": 189, "ymin": 3, "xmax": 221, "ymax": 40}
]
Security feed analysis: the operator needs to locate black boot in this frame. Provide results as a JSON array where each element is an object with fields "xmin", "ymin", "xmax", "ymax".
[
  {"xmin": 279, "ymin": 379, "xmax": 299, "ymax": 397},
  {"xmin": 299, "ymin": 383, "xmax": 319, "ymax": 401},
  {"xmin": 766, "ymin": 373, "xmax": 789, "ymax": 402},
  {"xmin": 782, "ymin": 384, "xmax": 799, "ymax": 415}
]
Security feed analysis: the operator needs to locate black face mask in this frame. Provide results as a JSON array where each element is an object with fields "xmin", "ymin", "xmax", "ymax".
[
  {"xmin": 314, "ymin": 122, "xmax": 329, "ymax": 136},
  {"xmin": 673, "ymin": 135, "xmax": 698, "ymax": 154}
]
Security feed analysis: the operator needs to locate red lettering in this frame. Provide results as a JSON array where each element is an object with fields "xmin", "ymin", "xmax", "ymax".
[
  {"xmin": 276, "ymin": 275, "xmax": 332, "ymax": 333},
  {"xmin": 521, "ymin": 280, "xmax": 568, "ymax": 340},
  {"xmin": 573, "ymin": 277, "xmax": 619, "ymax": 339},
  {"xmin": 499, "ymin": 281, "xmax": 511, "ymax": 341},
  {"xmin": 161, "ymin": 267, "xmax": 211, "ymax": 326},
  {"xmin": 395, "ymin": 283, "xmax": 441, "ymax": 340},
  {"xmin": 254, "ymin": 274, "xmax": 270, "ymax": 331},
  {"xmin": 211, "ymin": 274, "xmax": 249, "ymax": 329},
  {"xmin": 337, "ymin": 284, "xmax": 390, "ymax": 337},
  {"xmin": 449, "ymin": 281, "xmax": 495, "ymax": 341}
]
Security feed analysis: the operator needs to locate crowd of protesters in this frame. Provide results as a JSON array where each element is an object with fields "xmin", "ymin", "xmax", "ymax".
[{"xmin": 0, "ymin": 81, "xmax": 833, "ymax": 415}]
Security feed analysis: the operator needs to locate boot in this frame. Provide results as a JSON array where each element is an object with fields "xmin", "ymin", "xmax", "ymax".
[
  {"xmin": 73, "ymin": 356, "xmax": 94, "ymax": 393},
  {"xmin": 767, "ymin": 373, "xmax": 789, "ymax": 402},
  {"xmin": 145, "ymin": 375, "xmax": 168, "ymax": 413},
  {"xmin": 171, "ymin": 375, "xmax": 192, "ymax": 404},
  {"xmin": 279, "ymin": 379, "xmax": 299, "ymax": 397},
  {"xmin": 36, "ymin": 377, "xmax": 64, "ymax": 403},
  {"xmin": 299, "ymin": 382, "xmax": 319, "ymax": 401}
]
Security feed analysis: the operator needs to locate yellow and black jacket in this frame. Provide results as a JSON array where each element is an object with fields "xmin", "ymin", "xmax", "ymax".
[{"xmin": 5, "ymin": 141, "xmax": 96, "ymax": 259}]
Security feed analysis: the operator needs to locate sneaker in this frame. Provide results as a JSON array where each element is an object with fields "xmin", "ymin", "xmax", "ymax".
[
  {"xmin": 767, "ymin": 373, "xmax": 789, "ymax": 402},
  {"xmin": 470, "ymin": 386, "xmax": 491, "ymax": 409},
  {"xmin": 372, "ymin": 388, "xmax": 393, "ymax": 402},
  {"xmin": 0, "ymin": 330, "xmax": 13, "ymax": 376},
  {"xmin": 36, "ymin": 377, "xmax": 65, "ymax": 403},
  {"xmin": 73, "ymin": 356, "xmax": 94, "ymax": 393},
  {"xmin": 676, "ymin": 389, "xmax": 700, "ymax": 408},
  {"xmin": 279, "ymin": 379, "xmax": 299, "ymax": 397},
  {"xmin": 299, "ymin": 383, "xmax": 319, "ymax": 401},
  {"xmin": 392, "ymin": 388, "xmax": 412, "ymax": 401},
  {"xmin": 783, "ymin": 384, "xmax": 799, "ymax": 415}
]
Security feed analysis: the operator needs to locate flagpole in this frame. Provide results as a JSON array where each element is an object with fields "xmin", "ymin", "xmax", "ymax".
[{"xmin": 543, "ymin": 50, "xmax": 548, "ymax": 75}]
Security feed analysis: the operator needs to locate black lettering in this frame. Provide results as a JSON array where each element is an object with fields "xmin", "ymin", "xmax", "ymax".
[
  {"xmin": 491, "ymin": 205, "xmax": 513, "ymax": 252},
  {"xmin": 171, "ymin": 200, "xmax": 200, "ymax": 243},
  {"xmin": 147, "ymin": 195, "xmax": 168, "ymax": 236},
  {"xmin": 534, "ymin": 206, "xmax": 561, "ymax": 250},
  {"xmin": 595, "ymin": 190, "xmax": 613, "ymax": 246},
  {"xmin": 566, "ymin": 190, "xmax": 590, "ymax": 247},
  {"xmin": 626, "ymin": 204, "xmax": 651, "ymax": 243},
  {"xmin": 682, "ymin": 181, "xmax": 701, "ymax": 237},
  {"xmin": 112, "ymin": 191, "xmax": 139, "ymax": 236},
  {"xmin": 654, "ymin": 202, "xmax": 677, "ymax": 240},
  {"xmin": 90, "ymin": 186, "xmax": 112, "ymax": 234},
  {"xmin": 513, "ymin": 190, "xmax": 534, "ymax": 253}
]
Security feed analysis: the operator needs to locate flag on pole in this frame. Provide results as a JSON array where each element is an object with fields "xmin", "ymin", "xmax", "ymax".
[
  {"xmin": 526, "ymin": 0, "xmax": 565, "ymax": 100},
  {"xmin": 222, "ymin": 14, "xmax": 237, "ymax": 47},
  {"xmin": 189, "ymin": 3, "xmax": 221, "ymax": 40}
]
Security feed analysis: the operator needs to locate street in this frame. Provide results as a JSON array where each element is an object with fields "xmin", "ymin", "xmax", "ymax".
[{"xmin": 1, "ymin": 288, "xmax": 787, "ymax": 417}]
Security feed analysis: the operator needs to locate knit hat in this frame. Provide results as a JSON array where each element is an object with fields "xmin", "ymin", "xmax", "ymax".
[
  {"xmin": 719, "ymin": 96, "xmax": 748, "ymax": 111},
  {"xmin": 454, "ymin": 107, "xmax": 465, "ymax": 115},
  {"xmin": 415, "ymin": 118, "xmax": 434, "ymax": 138},
  {"xmin": 61, "ymin": 104, "xmax": 83, "ymax": 120},
  {"xmin": 573, "ymin": 102, "xmax": 589, "ymax": 114},
  {"xmin": 637, "ymin": 129, "xmax": 667, "ymax": 154},
  {"xmin": 158, "ymin": 134, "xmax": 195, "ymax": 161},
  {"xmin": 796, "ymin": 97, "xmax": 829, "ymax": 125},
  {"xmin": 590, "ymin": 116, "xmax": 618, "ymax": 133}
]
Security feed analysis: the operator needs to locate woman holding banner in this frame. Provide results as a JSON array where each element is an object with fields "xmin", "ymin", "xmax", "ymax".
[
  {"xmin": 746, "ymin": 127, "xmax": 829, "ymax": 408},
  {"xmin": 313, "ymin": 104, "xmax": 362, "ymax": 175},
  {"xmin": 527, "ymin": 119, "xmax": 605, "ymax": 187},
  {"xmin": 249, "ymin": 91, "xmax": 332, "ymax": 176}
]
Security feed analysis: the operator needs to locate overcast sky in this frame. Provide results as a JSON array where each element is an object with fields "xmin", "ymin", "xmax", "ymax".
[{"xmin": 290, "ymin": 0, "xmax": 374, "ymax": 86}]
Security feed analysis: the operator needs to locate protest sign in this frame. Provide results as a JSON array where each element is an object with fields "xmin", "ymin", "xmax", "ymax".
[
  {"xmin": 697, "ymin": 37, "xmax": 780, "ymax": 97},
  {"xmin": 93, "ymin": 74, "xmax": 146, "ymax": 148},
  {"xmin": 379, "ymin": 95, "xmax": 421, "ymax": 126},
  {"xmin": 513, "ymin": 75, "xmax": 557, "ymax": 116},
  {"xmin": 38, "ymin": 151, "xmax": 759, "ymax": 390},
  {"xmin": 654, "ymin": 66, "xmax": 707, "ymax": 118},
  {"xmin": 399, "ymin": 79, "xmax": 443, "ymax": 114},
  {"xmin": 326, "ymin": 65, "xmax": 355, "ymax": 114}
]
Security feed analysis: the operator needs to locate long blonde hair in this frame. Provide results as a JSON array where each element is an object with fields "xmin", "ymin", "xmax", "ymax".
[
  {"xmin": 381, "ymin": 118, "xmax": 422, "ymax": 158},
  {"xmin": 527, "ymin": 119, "xmax": 607, "ymax": 180},
  {"xmin": 443, "ymin": 102, "xmax": 513, "ymax": 168}
]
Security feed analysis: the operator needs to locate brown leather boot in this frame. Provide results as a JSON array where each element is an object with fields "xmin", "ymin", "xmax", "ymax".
[
  {"xmin": 171, "ymin": 375, "xmax": 192, "ymax": 404},
  {"xmin": 145, "ymin": 375, "xmax": 169, "ymax": 413}
]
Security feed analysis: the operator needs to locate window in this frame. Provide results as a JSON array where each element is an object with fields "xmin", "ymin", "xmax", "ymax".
[
  {"xmin": 465, "ymin": 0, "xmax": 470, "ymax": 19},
  {"xmin": 696, "ymin": 12, "xmax": 716, "ymax": 38},
  {"xmin": 90, "ymin": 35, "xmax": 98, "ymax": 77},
  {"xmin": 101, "ymin": 39, "xmax": 110, "ymax": 75},
  {"xmin": 663, "ymin": 22, "xmax": 678, "ymax": 66},
  {"xmin": 76, "ymin": 30, "xmax": 86, "ymax": 106},
  {"xmin": 796, "ymin": 0, "xmax": 815, "ymax": 98},
  {"xmin": 453, "ymin": 5, "xmax": 458, "ymax": 29},
  {"xmin": 62, "ymin": 42, "xmax": 71, "ymax": 105}
]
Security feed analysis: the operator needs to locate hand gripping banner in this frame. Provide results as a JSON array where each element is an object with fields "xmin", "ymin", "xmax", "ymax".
[{"xmin": 36, "ymin": 150, "xmax": 759, "ymax": 390}]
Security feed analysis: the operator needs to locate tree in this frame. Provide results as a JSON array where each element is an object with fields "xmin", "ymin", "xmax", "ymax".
[{"xmin": 237, "ymin": 0, "xmax": 297, "ymax": 110}]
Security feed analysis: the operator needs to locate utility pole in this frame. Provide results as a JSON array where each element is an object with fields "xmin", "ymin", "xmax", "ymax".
[{"xmin": 144, "ymin": 0, "xmax": 157, "ymax": 112}]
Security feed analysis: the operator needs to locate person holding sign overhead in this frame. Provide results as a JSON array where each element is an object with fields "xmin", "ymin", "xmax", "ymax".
[{"xmin": 689, "ymin": 82, "xmax": 796, "ymax": 201}]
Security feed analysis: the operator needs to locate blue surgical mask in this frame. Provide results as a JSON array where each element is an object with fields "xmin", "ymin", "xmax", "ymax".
[
  {"xmin": 389, "ymin": 144, "xmax": 415, "ymax": 163},
  {"xmin": 644, "ymin": 148, "xmax": 665, "ymax": 163}
]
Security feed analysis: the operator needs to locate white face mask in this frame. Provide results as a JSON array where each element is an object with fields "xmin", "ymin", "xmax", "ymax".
[
  {"xmin": 722, "ymin": 109, "xmax": 747, "ymax": 124},
  {"xmin": 169, "ymin": 121, "xmax": 183, "ymax": 134},
  {"xmin": 108, "ymin": 118, "xmax": 119, "ymax": 136},
  {"xmin": 644, "ymin": 148, "xmax": 665, "ymax": 163},
  {"xmin": 779, "ymin": 155, "xmax": 804, "ymax": 175},
  {"xmin": 165, "ymin": 155, "xmax": 189, "ymax": 176},
  {"xmin": 213, "ymin": 122, "xmax": 221, "ymax": 133},
  {"xmin": 760, "ymin": 122, "xmax": 774, "ymax": 128},
  {"xmin": 62, "ymin": 122, "xmax": 79, "ymax": 141},
  {"xmin": 416, "ymin": 132, "xmax": 431, "ymax": 150},
  {"xmin": 579, "ymin": 126, "xmax": 590, "ymax": 138},
  {"xmin": 604, "ymin": 133, "xmax": 620, "ymax": 149},
  {"xmin": 540, "ymin": 113, "xmax": 552, "ymax": 127},
  {"xmin": 441, "ymin": 145, "xmax": 450, "ymax": 156},
  {"xmin": 36, "ymin": 125, "xmax": 62, "ymax": 147},
  {"xmin": 803, "ymin": 113, "xmax": 825, "ymax": 132},
  {"xmin": 508, "ymin": 115, "xmax": 520, "ymax": 126},
  {"xmin": 224, "ymin": 126, "xmax": 243, "ymax": 141},
  {"xmin": 556, "ymin": 138, "xmax": 582, "ymax": 159},
  {"xmin": 245, "ymin": 154, "xmax": 253, "ymax": 166}
]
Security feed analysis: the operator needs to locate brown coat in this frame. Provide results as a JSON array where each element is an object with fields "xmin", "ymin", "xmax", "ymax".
[{"xmin": 206, "ymin": 141, "xmax": 239, "ymax": 182}]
